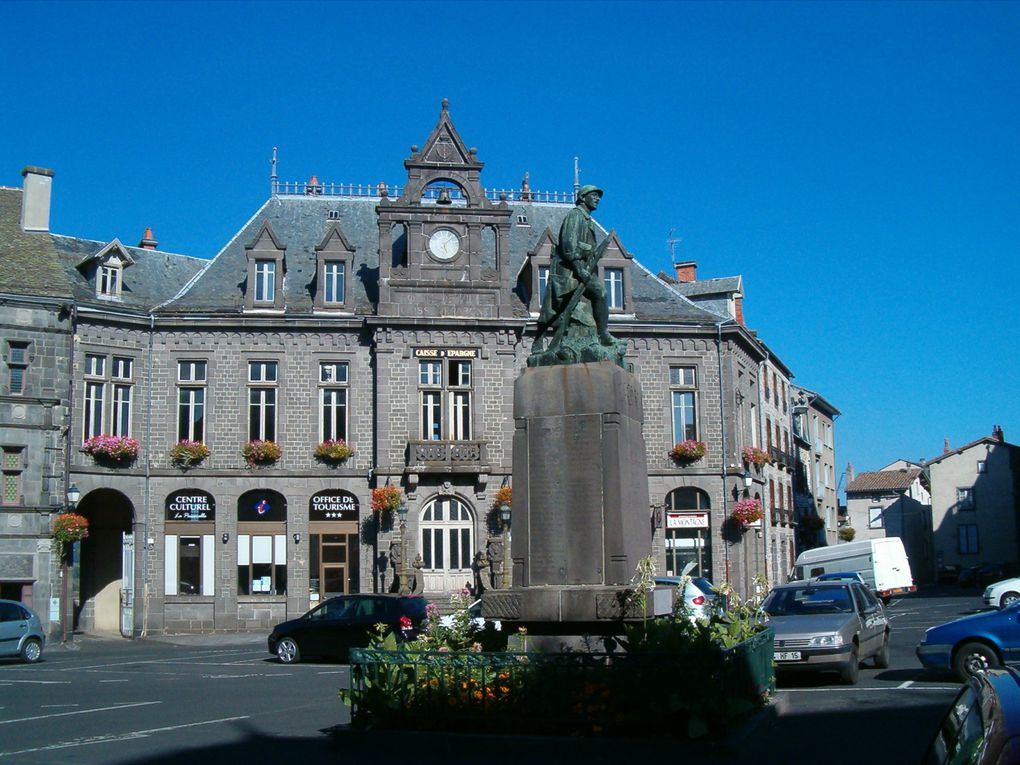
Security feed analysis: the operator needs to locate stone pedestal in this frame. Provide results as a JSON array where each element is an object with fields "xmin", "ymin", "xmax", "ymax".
[{"xmin": 482, "ymin": 362, "xmax": 668, "ymax": 632}]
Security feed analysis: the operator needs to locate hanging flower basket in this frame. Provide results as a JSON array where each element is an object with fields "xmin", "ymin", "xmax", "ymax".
[
  {"xmin": 669, "ymin": 439, "xmax": 706, "ymax": 463},
  {"xmin": 731, "ymin": 498, "xmax": 764, "ymax": 526},
  {"xmin": 492, "ymin": 485, "xmax": 512, "ymax": 510},
  {"xmin": 169, "ymin": 440, "xmax": 210, "ymax": 468},
  {"xmin": 801, "ymin": 515, "xmax": 825, "ymax": 531},
  {"xmin": 52, "ymin": 511, "xmax": 89, "ymax": 559},
  {"xmin": 242, "ymin": 439, "xmax": 282, "ymax": 466},
  {"xmin": 371, "ymin": 485, "xmax": 404, "ymax": 514},
  {"xmin": 742, "ymin": 446, "xmax": 771, "ymax": 467},
  {"xmin": 81, "ymin": 435, "xmax": 140, "ymax": 464},
  {"xmin": 315, "ymin": 439, "xmax": 356, "ymax": 463}
]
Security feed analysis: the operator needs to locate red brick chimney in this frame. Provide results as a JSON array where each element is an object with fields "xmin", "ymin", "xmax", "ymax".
[
  {"xmin": 993, "ymin": 424, "xmax": 1004, "ymax": 442},
  {"xmin": 734, "ymin": 294, "xmax": 745, "ymax": 326},
  {"xmin": 674, "ymin": 261, "xmax": 697, "ymax": 283},
  {"xmin": 138, "ymin": 227, "xmax": 158, "ymax": 250}
]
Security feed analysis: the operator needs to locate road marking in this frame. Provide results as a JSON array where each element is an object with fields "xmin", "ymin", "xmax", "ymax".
[
  {"xmin": 898, "ymin": 680, "xmax": 914, "ymax": 689},
  {"xmin": 40, "ymin": 705, "xmax": 79, "ymax": 708},
  {"xmin": 100, "ymin": 679, "xmax": 129, "ymax": 683},
  {"xmin": 0, "ymin": 701, "xmax": 160, "ymax": 725},
  {"xmin": 780, "ymin": 685, "xmax": 958, "ymax": 692},
  {"xmin": 0, "ymin": 714, "xmax": 249, "ymax": 758},
  {"xmin": 0, "ymin": 679, "xmax": 70, "ymax": 685}
]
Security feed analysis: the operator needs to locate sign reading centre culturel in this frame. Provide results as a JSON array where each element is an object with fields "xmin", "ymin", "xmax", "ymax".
[
  {"xmin": 165, "ymin": 490, "xmax": 216, "ymax": 521},
  {"xmin": 309, "ymin": 490, "xmax": 359, "ymax": 522}
]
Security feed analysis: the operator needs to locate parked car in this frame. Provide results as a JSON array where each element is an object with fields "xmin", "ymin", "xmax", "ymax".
[
  {"xmin": 923, "ymin": 667, "xmax": 1020, "ymax": 764},
  {"xmin": 267, "ymin": 593, "xmax": 427, "ymax": 664},
  {"xmin": 959, "ymin": 564, "xmax": 1006, "ymax": 589},
  {"xmin": 763, "ymin": 580, "xmax": 890, "ymax": 685},
  {"xmin": 0, "ymin": 599, "xmax": 45, "ymax": 663},
  {"xmin": 655, "ymin": 563, "xmax": 717, "ymax": 620},
  {"xmin": 937, "ymin": 563, "xmax": 961, "ymax": 585},
  {"xmin": 916, "ymin": 600, "xmax": 1020, "ymax": 682},
  {"xmin": 984, "ymin": 578, "xmax": 1020, "ymax": 609}
]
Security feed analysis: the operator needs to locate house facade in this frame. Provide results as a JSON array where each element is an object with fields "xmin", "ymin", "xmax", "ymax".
[
  {"xmin": 791, "ymin": 385, "xmax": 841, "ymax": 555},
  {"xmin": 928, "ymin": 427, "xmax": 1020, "ymax": 577},
  {"xmin": 1, "ymin": 103, "xmax": 836, "ymax": 636}
]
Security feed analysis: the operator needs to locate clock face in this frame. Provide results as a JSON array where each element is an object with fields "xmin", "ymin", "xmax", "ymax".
[{"xmin": 427, "ymin": 229, "xmax": 460, "ymax": 261}]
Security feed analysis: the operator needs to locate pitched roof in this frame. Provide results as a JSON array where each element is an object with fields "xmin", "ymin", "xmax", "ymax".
[
  {"xmin": 673, "ymin": 275, "xmax": 742, "ymax": 298},
  {"xmin": 846, "ymin": 468, "xmax": 922, "ymax": 494},
  {"xmin": 0, "ymin": 187, "xmax": 72, "ymax": 299},
  {"xmin": 925, "ymin": 436, "xmax": 1018, "ymax": 466}
]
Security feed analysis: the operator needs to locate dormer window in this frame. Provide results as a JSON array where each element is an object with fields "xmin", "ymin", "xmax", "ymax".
[
  {"xmin": 313, "ymin": 223, "xmax": 355, "ymax": 312},
  {"xmin": 99, "ymin": 264, "xmax": 121, "ymax": 298},
  {"xmin": 244, "ymin": 222, "xmax": 286, "ymax": 312}
]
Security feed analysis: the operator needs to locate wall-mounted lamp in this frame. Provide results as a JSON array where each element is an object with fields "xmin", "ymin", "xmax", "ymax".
[
  {"xmin": 743, "ymin": 468, "xmax": 754, "ymax": 488},
  {"xmin": 66, "ymin": 482, "xmax": 81, "ymax": 509},
  {"xmin": 292, "ymin": 532, "xmax": 301, "ymax": 545},
  {"xmin": 221, "ymin": 532, "xmax": 230, "ymax": 544},
  {"xmin": 498, "ymin": 501, "xmax": 512, "ymax": 530}
]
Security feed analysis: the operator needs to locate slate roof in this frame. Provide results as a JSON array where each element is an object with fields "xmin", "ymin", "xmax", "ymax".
[
  {"xmin": 846, "ymin": 468, "xmax": 922, "ymax": 495},
  {"xmin": 0, "ymin": 187, "xmax": 71, "ymax": 299},
  {"xmin": 674, "ymin": 275, "xmax": 743, "ymax": 298},
  {"xmin": 51, "ymin": 234, "xmax": 208, "ymax": 312},
  {"xmin": 164, "ymin": 194, "xmax": 723, "ymax": 324}
]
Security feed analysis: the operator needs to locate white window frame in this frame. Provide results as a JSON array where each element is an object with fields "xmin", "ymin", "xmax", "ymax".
[
  {"xmin": 237, "ymin": 533, "xmax": 287, "ymax": 595},
  {"xmin": 418, "ymin": 359, "xmax": 472, "ymax": 441},
  {"xmin": 323, "ymin": 262, "xmax": 345, "ymax": 305},
  {"xmin": 868, "ymin": 506, "xmax": 884, "ymax": 529},
  {"xmin": 604, "ymin": 267, "xmax": 624, "ymax": 310},
  {"xmin": 254, "ymin": 260, "xmax": 276, "ymax": 303},
  {"xmin": 537, "ymin": 265, "xmax": 550, "ymax": 305},
  {"xmin": 669, "ymin": 365, "xmax": 698, "ymax": 442},
  {"xmin": 318, "ymin": 361, "xmax": 349, "ymax": 442},
  {"xmin": 177, "ymin": 360, "xmax": 208, "ymax": 442},
  {"xmin": 248, "ymin": 361, "xmax": 279, "ymax": 441},
  {"xmin": 164, "ymin": 534, "xmax": 214, "ymax": 596},
  {"xmin": 98, "ymin": 264, "xmax": 121, "ymax": 298}
]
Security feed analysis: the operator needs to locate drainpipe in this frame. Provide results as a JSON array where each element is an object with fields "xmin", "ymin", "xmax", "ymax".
[
  {"xmin": 61, "ymin": 304, "xmax": 77, "ymax": 643},
  {"xmin": 716, "ymin": 319, "xmax": 734, "ymax": 583},
  {"xmin": 139, "ymin": 314, "xmax": 155, "ymax": 637},
  {"xmin": 757, "ymin": 350, "xmax": 770, "ymax": 588}
]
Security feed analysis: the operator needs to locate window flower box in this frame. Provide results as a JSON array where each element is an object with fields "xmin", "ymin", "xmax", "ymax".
[
  {"xmin": 169, "ymin": 440, "xmax": 210, "ymax": 468},
  {"xmin": 742, "ymin": 446, "xmax": 771, "ymax": 467},
  {"xmin": 52, "ymin": 511, "xmax": 89, "ymax": 559},
  {"xmin": 371, "ymin": 485, "xmax": 404, "ymax": 514},
  {"xmin": 315, "ymin": 439, "xmax": 355, "ymax": 463},
  {"xmin": 669, "ymin": 439, "xmax": 706, "ymax": 463},
  {"xmin": 732, "ymin": 498, "xmax": 764, "ymax": 526},
  {"xmin": 81, "ymin": 435, "xmax": 139, "ymax": 464},
  {"xmin": 242, "ymin": 439, "xmax": 282, "ymax": 466}
]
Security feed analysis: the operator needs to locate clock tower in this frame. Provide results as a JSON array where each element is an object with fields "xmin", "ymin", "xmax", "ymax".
[{"xmin": 376, "ymin": 100, "xmax": 515, "ymax": 319}]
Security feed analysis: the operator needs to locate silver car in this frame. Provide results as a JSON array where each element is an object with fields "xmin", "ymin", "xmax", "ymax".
[
  {"xmin": 0, "ymin": 599, "xmax": 46, "ymax": 663},
  {"xmin": 764, "ymin": 581, "xmax": 890, "ymax": 685}
]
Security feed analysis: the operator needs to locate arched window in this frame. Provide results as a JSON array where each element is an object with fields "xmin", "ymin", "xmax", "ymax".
[
  {"xmin": 419, "ymin": 496, "xmax": 475, "ymax": 594},
  {"xmin": 664, "ymin": 487, "xmax": 712, "ymax": 579}
]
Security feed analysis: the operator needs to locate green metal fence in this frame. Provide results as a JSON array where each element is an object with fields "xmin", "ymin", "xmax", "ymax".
[{"xmin": 346, "ymin": 627, "xmax": 774, "ymax": 737}]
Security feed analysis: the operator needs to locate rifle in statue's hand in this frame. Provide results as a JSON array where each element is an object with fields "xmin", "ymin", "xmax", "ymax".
[{"xmin": 547, "ymin": 231, "xmax": 615, "ymax": 351}]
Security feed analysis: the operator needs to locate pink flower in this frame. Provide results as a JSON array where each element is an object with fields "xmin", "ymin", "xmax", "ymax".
[{"xmin": 399, "ymin": 615, "xmax": 413, "ymax": 631}]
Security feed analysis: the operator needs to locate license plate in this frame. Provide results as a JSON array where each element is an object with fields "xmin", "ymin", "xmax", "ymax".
[{"xmin": 775, "ymin": 651, "xmax": 802, "ymax": 661}]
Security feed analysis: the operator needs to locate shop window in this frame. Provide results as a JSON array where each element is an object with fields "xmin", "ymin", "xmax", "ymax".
[
  {"xmin": 164, "ymin": 535, "xmax": 214, "ymax": 595},
  {"xmin": 237, "ymin": 490, "xmax": 287, "ymax": 596},
  {"xmin": 664, "ymin": 487, "xmax": 712, "ymax": 578}
]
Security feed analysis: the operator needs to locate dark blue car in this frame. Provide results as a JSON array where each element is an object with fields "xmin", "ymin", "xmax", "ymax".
[{"xmin": 917, "ymin": 602, "xmax": 1020, "ymax": 682}]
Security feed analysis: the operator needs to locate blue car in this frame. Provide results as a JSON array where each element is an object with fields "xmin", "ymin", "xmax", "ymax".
[{"xmin": 917, "ymin": 602, "xmax": 1020, "ymax": 682}]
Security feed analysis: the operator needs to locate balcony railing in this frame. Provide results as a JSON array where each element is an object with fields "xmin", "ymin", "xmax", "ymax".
[
  {"xmin": 407, "ymin": 440, "xmax": 486, "ymax": 470},
  {"xmin": 274, "ymin": 180, "xmax": 574, "ymax": 205}
]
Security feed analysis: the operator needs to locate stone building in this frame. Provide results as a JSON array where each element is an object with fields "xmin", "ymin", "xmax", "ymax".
[
  {"xmin": 2, "ymin": 102, "xmax": 835, "ymax": 635},
  {"xmin": 791, "ymin": 385, "xmax": 841, "ymax": 555}
]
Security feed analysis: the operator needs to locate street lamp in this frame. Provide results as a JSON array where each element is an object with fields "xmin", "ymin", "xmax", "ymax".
[
  {"xmin": 61, "ymin": 483, "xmax": 81, "ymax": 644},
  {"xmin": 397, "ymin": 500, "xmax": 411, "ymax": 595},
  {"xmin": 498, "ymin": 502, "xmax": 511, "ymax": 589}
]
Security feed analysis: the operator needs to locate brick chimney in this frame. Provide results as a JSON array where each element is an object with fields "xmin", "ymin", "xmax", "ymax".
[
  {"xmin": 993, "ymin": 424, "xmax": 1004, "ymax": 442},
  {"xmin": 734, "ymin": 294, "xmax": 745, "ymax": 326},
  {"xmin": 138, "ymin": 227, "xmax": 158, "ymax": 250},
  {"xmin": 943, "ymin": 437, "xmax": 950, "ymax": 454},
  {"xmin": 674, "ymin": 261, "xmax": 697, "ymax": 283},
  {"xmin": 20, "ymin": 166, "xmax": 54, "ymax": 233},
  {"xmin": 846, "ymin": 462, "xmax": 854, "ymax": 485}
]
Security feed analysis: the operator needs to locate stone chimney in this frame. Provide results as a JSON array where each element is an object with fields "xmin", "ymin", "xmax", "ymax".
[
  {"xmin": 20, "ymin": 166, "xmax": 54, "ymax": 232},
  {"xmin": 944, "ymin": 437, "xmax": 950, "ymax": 454},
  {"xmin": 846, "ymin": 462, "xmax": 854, "ymax": 484},
  {"xmin": 138, "ymin": 227, "xmax": 158, "ymax": 250},
  {"xmin": 674, "ymin": 261, "xmax": 697, "ymax": 283}
]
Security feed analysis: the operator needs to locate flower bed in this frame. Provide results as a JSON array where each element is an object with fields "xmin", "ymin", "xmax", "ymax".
[
  {"xmin": 371, "ymin": 485, "xmax": 404, "ymax": 514},
  {"xmin": 669, "ymin": 439, "xmax": 707, "ymax": 463},
  {"xmin": 242, "ymin": 439, "xmax": 281, "ymax": 466},
  {"xmin": 742, "ymin": 446, "xmax": 771, "ymax": 467},
  {"xmin": 169, "ymin": 440, "xmax": 210, "ymax": 468},
  {"xmin": 732, "ymin": 498, "xmax": 764, "ymax": 526},
  {"xmin": 314, "ymin": 439, "xmax": 355, "ymax": 463},
  {"xmin": 81, "ymin": 435, "xmax": 140, "ymax": 464}
]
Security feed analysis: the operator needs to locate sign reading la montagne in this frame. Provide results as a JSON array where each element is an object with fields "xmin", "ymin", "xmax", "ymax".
[{"xmin": 309, "ymin": 490, "xmax": 359, "ymax": 522}]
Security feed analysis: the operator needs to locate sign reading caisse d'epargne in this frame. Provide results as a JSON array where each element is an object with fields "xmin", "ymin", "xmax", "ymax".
[
  {"xmin": 309, "ymin": 490, "xmax": 359, "ymax": 522},
  {"xmin": 413, "ymin": 348, "xmax": 478, "ymax": 359},
  {"xmin": 165, "ymin": 490, "xmax": 216, "ymax": 521}
]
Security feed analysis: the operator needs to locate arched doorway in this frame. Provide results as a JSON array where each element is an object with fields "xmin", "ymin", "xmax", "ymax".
[
  {"xmin": 420, "ymin": 495, "xmax": 475, "ymax": 595},
  {"xmin": 76, "ymin": 488, "xmax": 134, "ymax": 636},
  {"xmin": 664, "ymin": 487, "xmax": 712, "ymax": 578}
]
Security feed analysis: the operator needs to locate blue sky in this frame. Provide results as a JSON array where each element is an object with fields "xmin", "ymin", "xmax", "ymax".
[{"xmin": 3, "ymin": 1, "xmax": 1018, "ymax": 490}]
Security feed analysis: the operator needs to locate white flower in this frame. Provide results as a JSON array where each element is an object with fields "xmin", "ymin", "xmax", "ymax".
[
  {"xmin": 493, "ymin": 620, "xmax": 502, "ymax": 632},
  {"xmin": 471, "ymin": 617, "xmax": 485, "ymax": 630},
  {"xmin": 439, "ymin": 615, "xmax": 455, "ymax": 628}
]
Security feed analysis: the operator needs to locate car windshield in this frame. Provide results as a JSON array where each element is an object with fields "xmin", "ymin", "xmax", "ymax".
[
  {"xmin": 306, "ymin": 598, "xmax": 355, "ymax": 620},
  {"xmin": 765, "ymin": 586, "xmax": 854, "ymax": 615}
]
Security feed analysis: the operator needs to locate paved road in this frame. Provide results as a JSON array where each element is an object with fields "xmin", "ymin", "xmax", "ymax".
[{"xmin": 0, "ymin": 589, "xmax": 983, "ymax": 765}]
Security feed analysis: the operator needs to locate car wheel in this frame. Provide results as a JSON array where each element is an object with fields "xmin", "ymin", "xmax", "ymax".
[
  {"xmin": 20, "ymin": 638, "xmax": 42, "ymax": 664},
  {"xmin": 1000, "ymin": 592, "xmax": 1020, "ymax": 609},
  {"xmin": 839, "ymin": 645, "xmax": 860, "ymax": 685},
  {"xmin": 953, "ymin": 642, "xmax": 1000, "ymax": 681},
  {"xmin": 874, "ymin": 633, "xmax": 891, "ymax": 669},
  {"xmin": 276, "ymin": 637, "xmax": 301, "ymax": 664}
]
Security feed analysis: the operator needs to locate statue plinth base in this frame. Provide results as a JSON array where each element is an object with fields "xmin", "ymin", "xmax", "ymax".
[{"xmin": 482, "ymin": 362, "xmax": 670, "ymax": 633}]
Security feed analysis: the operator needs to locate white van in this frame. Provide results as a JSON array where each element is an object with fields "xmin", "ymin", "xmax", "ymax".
[{"xmin": 792, "ymin": 537, "xmax": 916, "ymax": 603}]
